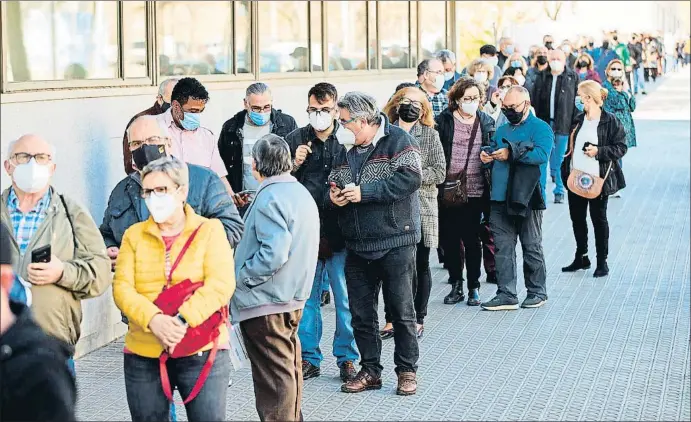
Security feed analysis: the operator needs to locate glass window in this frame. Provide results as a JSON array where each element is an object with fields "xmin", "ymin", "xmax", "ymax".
[
  {"xmin": 122, "ymin": 1, "xmax": 148, "ymax": 78},
  {"xmin": 235, "ymin": 0, "xmax": 252, "ymax": 74},
  {"xmin": 310, "ymin": 2, "xmax": 323, "ymax": 71},
  {"xmin": 419, "ymin": 2, "xmax": 446, "ymax": 59},
  {"xmin": 156, "ymin": 1, "xmax": 232, "ymax": 77},
  {"xmin": 258, "ymin": 1, "xmax": 309, "ymax": 73},
  {"xmin": 326, "ymin": 1, "xmax": 367, "ymax": 71},
  {"xmin": 6, "ymin": 1, "xmax": 118, "ymax": 82},
  {"xmin": 367, "ymin": 1, "xmax": 377, "ymax": 70},
  {"xmin": 379, "ymin": 1, "xmax": 410, "ymax": 69}
]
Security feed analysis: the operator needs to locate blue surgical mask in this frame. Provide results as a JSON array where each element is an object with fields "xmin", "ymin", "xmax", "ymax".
[
  {"xmin": 505, "ymin": 45, "xmax": 515, "ymax": 55},
  {"xmin": 575, "ymin": 96, "xmax": 585, "ymax": 112},
  {"xmin": 511, "ymin": 60, "xmax": 522, "ymax": 68},
  {"xmin": 180, "ymin": 112, "xmax": 200, "ymax": 131},
  {"xmin": 249, "ymin": 110, "xmax": 271, "ymax": 126}
]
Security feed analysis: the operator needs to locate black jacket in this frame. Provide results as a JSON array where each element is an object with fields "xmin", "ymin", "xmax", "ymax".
[
  {"xmin": 218, "ymin": 109, "xmax": 298, "ymax": 193},
  {"xmin": 561, "ymin": 110, "xmax": 628, "ymax": 197},
  {"xmin": 285, "ymin": 123, "xmax": 345, "ymax": 251},
  {"xmin": 1, "ymin": 302, "xmax": 76, "ymax": 422},
  {"xmin": 503, "ymin": 140, "xmax": 546, "ymax": 217},
  {"xmin": 532, "ymin": 68, "xmax": 579, "ymax": 135},
  {"xmin": 435, "ymin": 108, "xmax": 496, "ymax": 193}
]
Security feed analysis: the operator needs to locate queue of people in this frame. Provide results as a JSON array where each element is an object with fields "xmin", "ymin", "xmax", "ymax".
[{"xmin": 1, "ymin": 30, "xmax": 650, "ymax": 421}]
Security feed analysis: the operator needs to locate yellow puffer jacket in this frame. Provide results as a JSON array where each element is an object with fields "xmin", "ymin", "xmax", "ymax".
[{"xmin": 112, "ymin": 205, "xmax": 235, "ymax": 358}]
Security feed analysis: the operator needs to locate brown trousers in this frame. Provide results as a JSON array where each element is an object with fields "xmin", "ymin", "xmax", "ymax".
[{"xmin": 240, "ymin": 309, "xmax": 304, "ymax": 422}]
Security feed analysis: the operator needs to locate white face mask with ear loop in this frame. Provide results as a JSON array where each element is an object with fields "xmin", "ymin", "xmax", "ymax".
[{"xmin": 11, "ymin": 158, "xmax": 52, "ymax": 194}]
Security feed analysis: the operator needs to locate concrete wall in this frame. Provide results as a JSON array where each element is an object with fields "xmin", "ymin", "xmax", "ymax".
[{"xmin": 0, "ymin": 72, "xmax": 411, "ymax": 356}]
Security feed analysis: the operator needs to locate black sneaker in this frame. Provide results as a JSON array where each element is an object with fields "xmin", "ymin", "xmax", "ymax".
[
  {"xmin": 320, "ymin": 291, "xmax": 331, "ymax": 307},
  {"xmin": 521, "ymin": 295, "xmax": 547, "ymax": 308},
  {"xmin": 481, "ymin": 296, "xmax": 519, "ymax": 311},
  {"xmin": 302, "ymin": 361, "xmax": 321, "ymax": 380}
]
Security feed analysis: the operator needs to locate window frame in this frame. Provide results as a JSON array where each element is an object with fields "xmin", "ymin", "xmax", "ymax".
[
  {"xmin": 1, "ymin": 1, "xmax": 154, "ymax": 93},
  {"xmin": 375, "ymin": 0, "xmax": 416, "ymax": 75}
]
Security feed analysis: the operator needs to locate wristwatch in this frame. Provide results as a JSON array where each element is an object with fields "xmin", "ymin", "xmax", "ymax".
[{"xmin": 175, "ymin": 313, "xmax": 188, "ymax": 327}]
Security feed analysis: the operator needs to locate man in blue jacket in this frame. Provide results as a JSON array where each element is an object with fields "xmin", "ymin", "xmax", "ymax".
[
  {"xmin": 479, "ymin": 87, "xmax": 553, "ymax": 311},
  {"xmin": 232, "ymin": 134, "xmax": 319, "ymax": 422},
  {"xmin": 328, "ymin": 92, "xmax": 422, "ymax": 396},
  {"xmin": 101, "ymin": 115, "xmax": 244, "ymax": 263}
]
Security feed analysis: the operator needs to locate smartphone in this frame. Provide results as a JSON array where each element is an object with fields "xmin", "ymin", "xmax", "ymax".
[
  {"xmin": 31, "ymin": 245, "xmax": 51, "ymax": 263},
  {"xmin": 582, "ymin": 142, "xmax": 593, "ymax": 152},
  {"xmin": 481, "ymin": 146, "xmax": 493, "ymax": 155},
  {"xmin": 236, "ymin": 190, "xmax": 256, "ymax": 197}
]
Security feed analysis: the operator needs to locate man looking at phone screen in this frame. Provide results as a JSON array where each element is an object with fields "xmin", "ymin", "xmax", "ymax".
[
  {"xmin": 1, "ymin": 134, "xmax": 111, "ymax": 374},
  {"xmin": 285, "ymin": 83, "xmax": 359, "ymax": 384}
]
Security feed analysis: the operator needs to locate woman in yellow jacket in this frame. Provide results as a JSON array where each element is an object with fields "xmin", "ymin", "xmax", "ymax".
[{"xmin": 113, "ymin": 156, "xmax": 235, "ymax": 421}]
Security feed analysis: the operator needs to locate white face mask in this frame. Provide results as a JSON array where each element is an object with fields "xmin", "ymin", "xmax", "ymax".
[
  {"xmin": 11, "ymin": 159, "xmax": 52, "ymax": 194},
  {"xmin": 460, "ymin": 101, "xmax": 480, "ymax": 116},
  {"xmin": 309, "ymin": 111, "xmax": 333, "ymax": 132},
  {"xmin": 444, "ymin": 71, "xmax": 455, "ymax": 81},
  {"xmin": 145, "ymin": 192, "xmax": 180, "ymax": 223},
  {"xmin": 474, "ymin": 72, "xmax": 488, "ymax": 83},
  {"xmin": 609, "ymin": 69, "xmax": 624, "ymax": 78},
  {"xmin": 427, "ymin": 73, "xmax": 445, "ymax": 92},
  {"xmin": 484, "ymin": 56, "xmax": 499, "ymax": 67},
  {"xmin": 550, "ymin": 60, "xmax": 565, "ymax": 72},
  {"xmin": 515, "ymin": 74, "xmax": 526, "ymax": 86},
  {"xmin": 335, "ymin": 124, "xmax": 357, "ymax": 146}
]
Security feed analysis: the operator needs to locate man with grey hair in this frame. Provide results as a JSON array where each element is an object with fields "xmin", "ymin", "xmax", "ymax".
[
  {"xmin": 218, "ymin": 82, "xmax": 297, "ymax": 213},
  {"xmin": 436, "ymin": 49, "xmax": 462, "ymax": 91},
  {"xmin": 480, "ymin": 86, "xmax": 553, "ymax": 311},
  {"xmin": 329, "ymin": 91, "xmax": 422, "ymax": 396},
  {"xmin": 232, "ymin": 133, "xmax": 319, "ymax": 421},
  {"xmin": 122, "ymin": 77, "xmax": 179, "ymax": 174}
]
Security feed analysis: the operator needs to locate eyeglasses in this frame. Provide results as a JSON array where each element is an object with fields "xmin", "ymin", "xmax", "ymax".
[
  {"xmin": 306, "ymin": 107, "xmax": 335, "ymax": 114},
  {"xmin": 249, "ymin": 104, "xmax": 272, "ymax": 113},
  {"xmin": 129, "ymin": 136, "xmax": 170, "ymax": 150},
  {"xmin": 500, "ymin": 85, "xmax": 513, "ymax": 90},
  {"xmin": 502, "ymin": 100, "xmax": 526, "ymax": 111},
  {"xmin": 610, "ymin": 67, "xmax": 623, "ymax": 71},
  {"xmin": 10, "ymin": 152, "xmax": 52, "ymax": 165},
  {"xmin": 399, "ymin": 98, "xmax": 423, "ymax": 108},
  {"xmin": 459, "ymin": 96, "xmax": 480, "ymax": 104},
  {"xmin": 339, "ymin": 117, "xmax": 357, "ymax": 125},
  {"xmin": 141, "ymin": 185, "xmax": 178, "ymax": 199},
  {"xmin": 426, "ymin": 69, "xmax": 443, "ymax": 76}
]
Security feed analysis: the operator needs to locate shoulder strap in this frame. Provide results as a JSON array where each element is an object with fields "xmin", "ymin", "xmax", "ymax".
[
  {"xmin": 167, "ymin": 224, "xmax": 204, "ymax": 284},
  {"xmin": 59, "ymin": 195, "xmax": 78, "ymax": 248}
]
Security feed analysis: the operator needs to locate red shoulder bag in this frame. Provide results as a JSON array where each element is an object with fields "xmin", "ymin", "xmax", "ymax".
[{"xmin": 152, "ymin": 224, "xmax": 229, "ymax": 404}]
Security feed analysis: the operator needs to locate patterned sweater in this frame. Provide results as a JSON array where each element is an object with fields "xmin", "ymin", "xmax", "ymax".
[{"xmin": 328, "ymin": 114, "xmax": 423, "ymax": 253}]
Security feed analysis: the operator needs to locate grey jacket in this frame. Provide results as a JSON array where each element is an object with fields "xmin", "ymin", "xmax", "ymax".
[{"xmin": 231, "ymin": 174, "xmax": 319, "ymax": 322}]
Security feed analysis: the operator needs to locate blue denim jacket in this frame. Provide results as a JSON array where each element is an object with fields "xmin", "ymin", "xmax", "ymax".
[{"xmin": 100, "ymin": 163, "xmax": 244, "ymax": 248}]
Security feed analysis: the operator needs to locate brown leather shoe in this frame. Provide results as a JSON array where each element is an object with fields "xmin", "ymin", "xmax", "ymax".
[
  {"xmin": 339, "ymin": 361, "xmax": 358, "ymax": 382},
  {"xmin": 341, "ymin": 370, "xmax": 382, "ymax": 393},
  {"xmin": 396, "ymin": 372, "xmax": 417, "ymax": 396}
]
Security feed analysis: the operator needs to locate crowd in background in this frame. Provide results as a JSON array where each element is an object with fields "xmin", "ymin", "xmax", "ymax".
[{"xmin": 0, "ymin": 28, "xmax": 685, "ymax": 422}]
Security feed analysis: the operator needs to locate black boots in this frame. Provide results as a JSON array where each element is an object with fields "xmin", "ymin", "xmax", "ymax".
[
  {"xmin": 562, "ymin": 254, "xmax": 592, "ymax": 272},
  {"xmin": 593, "ymin": 260, "xmax": 609, "ymax": 278},
  {"xmin": 444, "ymin": 281, "xmax": 465, "ymax": 304}
]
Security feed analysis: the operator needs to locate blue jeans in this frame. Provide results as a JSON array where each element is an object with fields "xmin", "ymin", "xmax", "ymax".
[
  {"xmin": 123, "ymin": 350, "xmax": 230, "ymax": 421},
  {"xmin": 633, "ymin": 67, "xmax": 645, "ymax": 94},
  {"xmin": 321, "ymin": 270, "xmax": 330, "ymax": 293},
  {"xmin": 549, "ymin": 123, "xmax": 569, "ymax": 195},
  {"xmin": 298, "ymin": 249, "xmax": 358, "ymax": 367}
]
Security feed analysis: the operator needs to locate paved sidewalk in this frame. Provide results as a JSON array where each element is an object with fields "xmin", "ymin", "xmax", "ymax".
[{"xmin": 75, "ymin": 70, "xmax": 691, "ymax": 421}]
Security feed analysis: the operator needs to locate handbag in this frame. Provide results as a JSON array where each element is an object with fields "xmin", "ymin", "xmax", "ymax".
[
  {"xmin": 442, "ymin": 116, "xmax": 480, "ymax": 207},
  {"xmin": 152, "ymin": 224, "xmax": 229, "ymax": 405},
  {"xmin": 567, "ymin": 163, "xmax": 612, "ymax": 199}
]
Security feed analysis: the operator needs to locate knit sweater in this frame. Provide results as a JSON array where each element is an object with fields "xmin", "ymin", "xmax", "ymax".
[{"xmin": 328, "ymin": 113, "xmax": 422, "ymax": 252}]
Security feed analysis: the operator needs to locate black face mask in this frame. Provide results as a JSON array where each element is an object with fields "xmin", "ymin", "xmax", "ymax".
[
  {"xmin": 602, "ymin": 41, "xmax": 610, "ymax": 50},
  {"xmin": 588, "ymin": 42, "xmax": 595, "ymax": 48},
  {"xmin": 502, "ymin": 104, "xmax": 527, "ymax": 126},
  {"xmin": 578, "ymin": 61, "xmax": 589, "ymax": 68},
  {"xmin": 545, "ymin": 41, "xmax": 553, "ymax": 49},
  {"xmin": 398, "ymin": 103, "xmax": 421, "ymax": 123},
  {"xmin": 132, "ymin": 144, "xmax": 167, "ymax": 170},
  {"xmin": 160, "ymin": 101, "xmax": 171, "ymax": 112},
  {"xmin": 536, "ymin": 55, "xmax": 548, "ymax": 65}
]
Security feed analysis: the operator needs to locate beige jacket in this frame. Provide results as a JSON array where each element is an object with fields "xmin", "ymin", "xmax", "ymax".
[{"xmin": 1, "ymin": 187, "xmax": 111, "ymax": 347}]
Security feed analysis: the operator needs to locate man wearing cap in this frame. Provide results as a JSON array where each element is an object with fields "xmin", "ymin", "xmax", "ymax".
[{"xmin": 0, "ymin": 222, "xmax": 77, "ymax": 421}]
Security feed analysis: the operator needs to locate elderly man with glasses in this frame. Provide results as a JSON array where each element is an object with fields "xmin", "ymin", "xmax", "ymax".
[
  {"xmin": 1, "ymin": 134, "xmax": 111, "ymax": 375},
  {"xmin": 218, "ymin": 82, "xmax": 298, "ymax": 213},
  {"xmin": 415, "ymin": 58, "xmax": 448, "ymax": 118},
  {"xmin": 101, "ymin": 115, "xmax": 244, "ymax": 270}
]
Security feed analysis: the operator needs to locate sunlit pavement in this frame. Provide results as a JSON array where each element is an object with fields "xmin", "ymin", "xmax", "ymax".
[{"xmin": 75, "ymin": 69, "xmax": 691, "ymax": 421}]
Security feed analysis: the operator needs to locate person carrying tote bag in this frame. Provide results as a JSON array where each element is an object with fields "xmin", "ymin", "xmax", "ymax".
[{"xmin": 560, "ymin": 80, "xmax": 627, "ymax": 278}]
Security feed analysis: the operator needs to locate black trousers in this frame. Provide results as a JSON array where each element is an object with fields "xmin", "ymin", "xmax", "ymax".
[
  {"xmin": 567, "ymin": 191, "xmax": 609, "ymax": 260},
  {"xmin": 439, "ymin": 198, "xmax": 484, "ymax": 290},
  {"xmin": 385, "ymin": 239, "xmax": 432, "ymax": 325}
]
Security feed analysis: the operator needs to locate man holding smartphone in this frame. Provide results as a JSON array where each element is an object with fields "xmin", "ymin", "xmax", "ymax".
[{"xmin": 286, "ymin": 83, "xmax": 359, "ymax": 384}]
